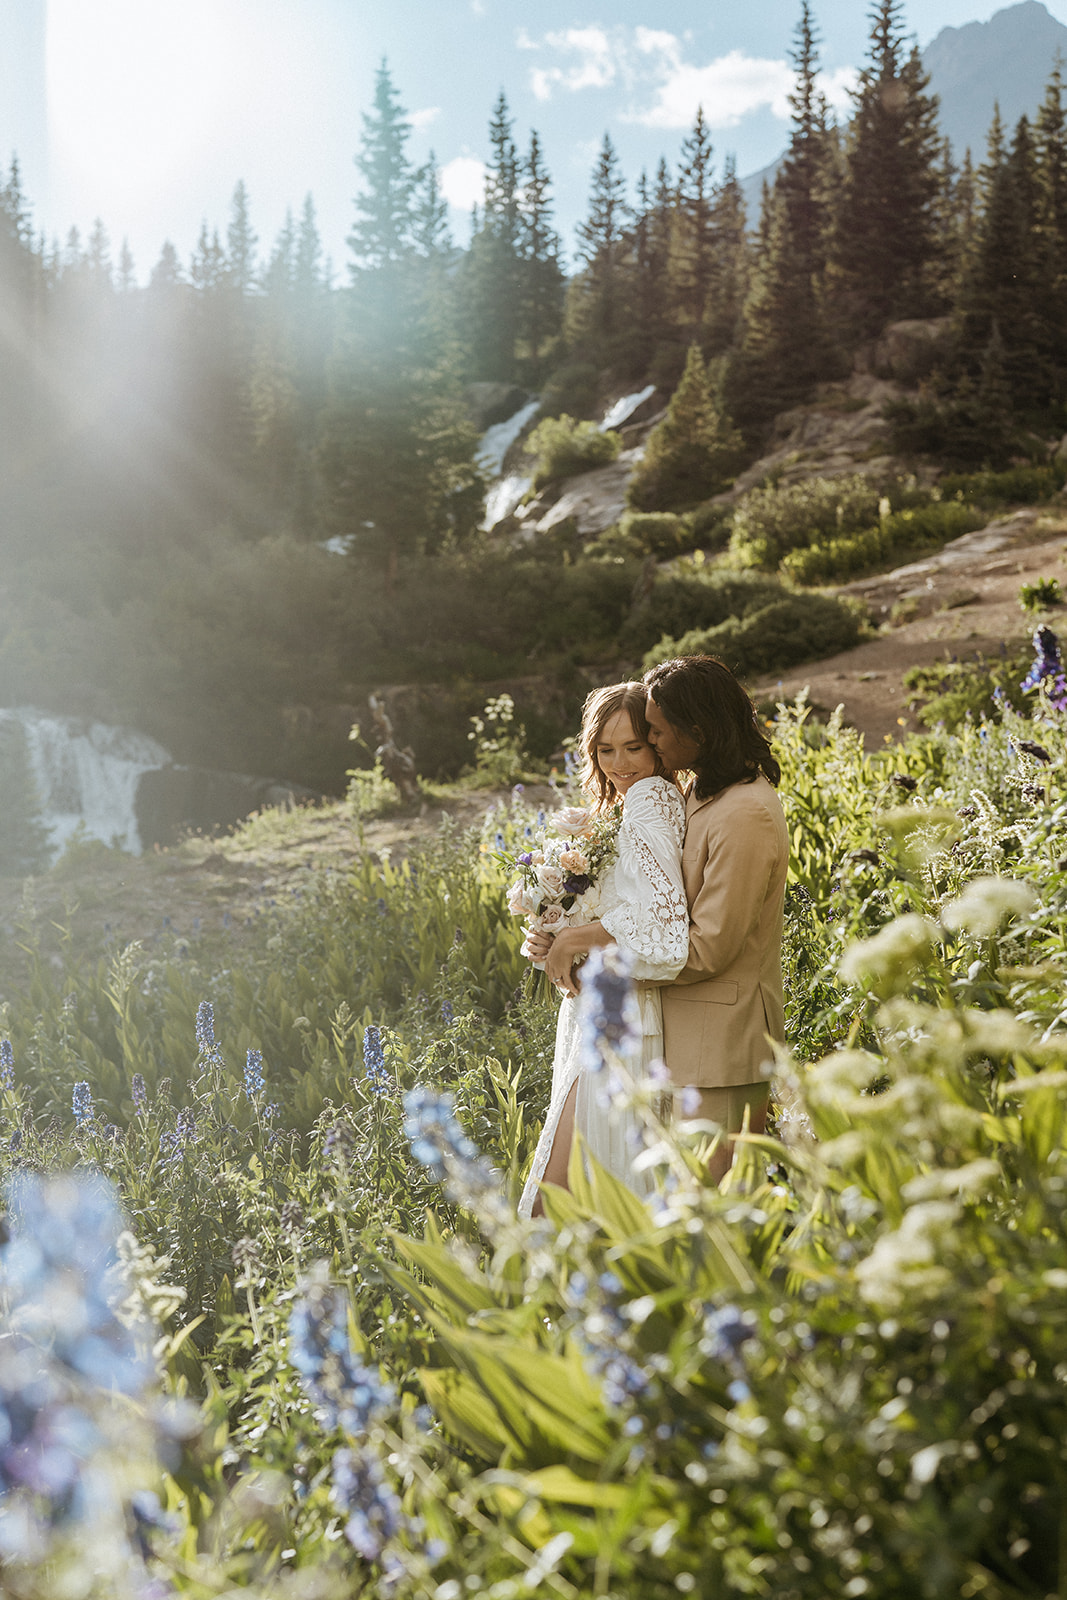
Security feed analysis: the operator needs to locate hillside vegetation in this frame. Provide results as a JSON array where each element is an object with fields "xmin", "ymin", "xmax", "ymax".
[{"xmin": 1, "ymin": 2, "xmax": 1066, "ymax": 791}]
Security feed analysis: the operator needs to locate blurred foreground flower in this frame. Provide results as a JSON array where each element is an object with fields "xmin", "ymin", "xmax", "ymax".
[
  {"xmin": 0, "ymin": 1173, "xmax": 167, "ymax": 1589},
  {"xmin": 940, "ymin": 875, "xmax": 1037, "ymax": 937},
  {"xmin": 1020, "ymin": 623, "xmax": 1067, "ymax": 711},
  {"xmin": 838, "ymin": 913, "xmax": 939, "ymax": 994}
]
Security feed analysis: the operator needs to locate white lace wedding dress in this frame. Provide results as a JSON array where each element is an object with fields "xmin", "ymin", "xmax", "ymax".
[{"xmin": 518, "ymin": 776, "xmax": 689, "ymax": 1218}]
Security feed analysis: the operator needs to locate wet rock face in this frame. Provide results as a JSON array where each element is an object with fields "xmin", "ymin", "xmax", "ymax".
[{"xmin": 135, "ymin": 766, "xmax": 319, "ymax": 848}]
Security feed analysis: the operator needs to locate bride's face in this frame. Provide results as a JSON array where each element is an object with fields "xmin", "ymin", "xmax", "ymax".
[{"xmin": 595, "ymin": 709, "xmax": 657, "ymax": 797}]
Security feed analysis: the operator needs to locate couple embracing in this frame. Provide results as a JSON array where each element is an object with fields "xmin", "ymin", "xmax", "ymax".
[{"xmin": 518, "ymin": 654, "xmax": 788, "ymax": 1220}]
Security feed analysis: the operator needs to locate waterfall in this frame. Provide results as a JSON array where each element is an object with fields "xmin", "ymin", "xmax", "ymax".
[
  {"xmin": 599, "ymin": 385, "xmax": 657, "ymax": 432},
  {"xmin": 476, "ymin": 397, "xmax": 541, "ymax": 480},
  {"xmin": 2, "ymin": 708, "xmax": 172, "ymax": 859}
]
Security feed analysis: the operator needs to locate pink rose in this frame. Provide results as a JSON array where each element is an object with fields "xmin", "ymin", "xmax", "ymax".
[
  {"xmin": 554, "ymin": 806, "xmax": 592, "ymax": 837},
  {"xmin": 559, "ymin": 847, "xmax": 590, "ymax": 875},
  {"xmin": 537, "ymin": 904, "xmax": 568, "ymax": 930}
]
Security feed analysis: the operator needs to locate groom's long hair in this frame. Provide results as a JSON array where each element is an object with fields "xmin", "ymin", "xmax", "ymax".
[
  {"xmin": 579, "ymin": 681, "xmax": 670, "ymax": 811},
  {"xmin": 644, "ymin": 655, "xmax": 781, "ymax": 799}
]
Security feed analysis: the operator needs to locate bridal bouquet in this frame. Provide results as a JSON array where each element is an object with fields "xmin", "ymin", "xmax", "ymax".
[{"xmin": 500, "ymin": 804, "xmax": 620, "ymax": 976}]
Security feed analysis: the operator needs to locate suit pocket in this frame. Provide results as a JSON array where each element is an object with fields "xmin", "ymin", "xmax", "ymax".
[{"xmin": 672, "ymin": 979, "xmax": 738, "ymax": 1006}]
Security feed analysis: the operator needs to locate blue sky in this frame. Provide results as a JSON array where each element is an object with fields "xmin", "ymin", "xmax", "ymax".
[{"xmin": 1, "ymin": 0, "xmax": 1063, "ymax": 281}]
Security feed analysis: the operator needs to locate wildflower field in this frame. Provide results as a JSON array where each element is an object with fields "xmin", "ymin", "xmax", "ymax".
[{"xmin": 4, "ymin": 643, "xmax": 1067, "ymax": 1598}]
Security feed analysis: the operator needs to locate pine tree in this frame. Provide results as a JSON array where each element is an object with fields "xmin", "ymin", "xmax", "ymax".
[
  {"xmin": 117, "ymin": 238, "xmax": 136, "ymax": 294},
  {"xmin": 670, "ymin": 107, "xmax": 717, "ymax": 338},
  {"xmin": 517, "ymin": 129, "xmax": 563, "ymax": 372},
  {"xmin": 567, "ymin": 133, "xmax": 630, "ymax": 363},
  {"xmin": 412, "ymin": 153, "xmax": 451, "ymax": 257},
  {"xmin": 461, "ymin": 92, "xmax": 523, "ymax": 379},
  {"xmin": 226, "ymin": 179, "xmax": 259, "ymax": 294},
  {"xmin": 0, "ymin": 720, "xmax": 51, "ymax": 877},
  {"xmin": 348, "ymin": 60, "xmax": 416, "ymax": 271},
  {"xmin": 627, "ymin": 343, "xmax": 744, "ymax": 510},
  {"xmin": 733, "ymin": 1, "xmax": 837, "ymax": 424},
  {"xmin": 1034, "ymin": 63, "xmax": 1067, "ymax": 397},
  {"xmin": 831, "ymin": 0, "xmax": 946, "ymax": 338},
  {"xmin": 616, "ymin": 164, "xmax": 674, "ymax": 377},
  {"xmin": 958, "ymin": 113, "xmax": 1046, "ymax": 403},
  {"xmin": 703, "ymin": 157, "xmax": 748, "ymax": 357}
]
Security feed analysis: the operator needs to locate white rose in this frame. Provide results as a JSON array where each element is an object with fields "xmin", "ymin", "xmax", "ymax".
[
  {"xmin": 536, "ymin": 863, "xmax": 565, "ymax": 897},
  {"xmin": 507, "ymin": 881, "xmax": 540, "ymax": 917}
]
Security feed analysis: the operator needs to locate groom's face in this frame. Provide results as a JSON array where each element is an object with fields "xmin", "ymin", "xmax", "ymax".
[{"xmin": 645, "ymin": 694, "xmax": 701, "ymax": 774}]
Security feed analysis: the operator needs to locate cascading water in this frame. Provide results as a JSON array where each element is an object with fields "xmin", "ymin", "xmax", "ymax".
[
  {"xmin": 599, "ymin": 385, "xmax": 657, "ymax": 432},
  {"xmin": 2, "ymin": 708, "xmax": 172, "ymax": 859},
  {"xmin": 478, "ymin": 397, "xmax": 540, "ymax": 530}
]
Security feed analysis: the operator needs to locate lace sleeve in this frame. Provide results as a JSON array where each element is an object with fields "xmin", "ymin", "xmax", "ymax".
[{"xmin": 599, "ymin": 778, "xmax": 689, "ymax": 981}]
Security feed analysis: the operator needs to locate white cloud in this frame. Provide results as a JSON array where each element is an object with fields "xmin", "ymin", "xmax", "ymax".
[
  {"xmin": 409, "ymin": 106, "xmax": 441, "ymax": 131},
  {"xmin": 528, "ymin": 26, "xmax": 617, "ymax": 101},
  {"xmin": 819, "ymin": 66, "xmax": 859, "ymax": 114},
  {"xmin": 633, "ymin": 48, "xmax": 795, "ymax": 130},
  {"xmin": 520, "ymin": 24, "xmax": 856, "ymax": 133},
  {"xmin": 439, "ymin": 155, "xmax": 486, "ymax": 212}
]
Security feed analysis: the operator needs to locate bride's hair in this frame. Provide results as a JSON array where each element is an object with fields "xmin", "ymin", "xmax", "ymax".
[{"xmin": 579, "ymin": 681, "xmax": 668, "ymax": 810}]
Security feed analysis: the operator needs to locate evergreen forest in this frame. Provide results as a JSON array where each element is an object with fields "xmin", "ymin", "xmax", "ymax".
[{"xmin": 1, "ymin": 0, "xmax": 1066, "ymax": 789}]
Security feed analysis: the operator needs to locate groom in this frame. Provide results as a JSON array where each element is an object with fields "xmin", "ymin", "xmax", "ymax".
[{"xmin": 644, "ymin": 655, "xmax": 788, "ymax": 1180}]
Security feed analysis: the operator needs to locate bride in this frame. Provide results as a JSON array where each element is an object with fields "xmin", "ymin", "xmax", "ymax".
[{"xmin": 518, "ymin": 682, "xmax": 689, "ymax": 1219}]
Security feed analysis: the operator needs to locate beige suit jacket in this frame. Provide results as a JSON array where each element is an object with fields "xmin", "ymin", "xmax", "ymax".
[{"xmin": 661, "ymin": 774, "xmax": 788, "ymax": 1088}]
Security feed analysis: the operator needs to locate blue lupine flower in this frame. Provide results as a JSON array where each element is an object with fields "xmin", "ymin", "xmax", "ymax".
[
  {"xmin": 440, "ymin": 998, "xmax": 454, "ymax": 1026},
  {"xmin": 289, "ymin": 1276, "xmax": 395, "ymax": 1436},
  {"xmin": 72, "ymin": 1082, "xmax": 94, "ymax": 1127},
  {"xmin": 403, "ymin": 1087, "xmax": 479, "ymax": 1181},
  {"xmin": 1021, "ymin": 624, "xmax": 1067, "ymax": 710},
  {"xmin": 537, "ymin": 809, "xmax": 546, "ymax": 826},
  {"xmin": 511, "ymin": 783, "xmax": 525, "ymax": 803},
  {"xmin": 244, "ymin": 1049, "xmax": 265, "ymax": 1101},
  {"xmin": 362, "ymin": 1027, "xmax": 390, "ymax": 1098},
  {"xmin": 195, "ymin": 1001, "xmax": 215, "ymax": 1052},
  {"xmin": 564, "ymin": 750, "xmax": 578, "ymax": 777},
  {"xmin": 175, "ymin": 1107, "xmax": 197, "ymax": 1145},
  {"xmin": 332, "ymin": 1445, "xmax": 406, "ymax": 1560},
  {"xmin": 577, "ymin": 946, "xmax": 641, "ymax": 1074},
  {"xmin": 494, "ymin": 830, "xmax": 506, "ymax": 852},
  {"xmin": 0, "ymin": 1040, "xmax": 13, "ymax": 1090},
  {"xmin": 2, "ymin": 1173, "xmax": 151, "ymax": 1397},
  {"xmin": 131, "ymin": 1073, "xmax": 148, "ymax": 1115}
]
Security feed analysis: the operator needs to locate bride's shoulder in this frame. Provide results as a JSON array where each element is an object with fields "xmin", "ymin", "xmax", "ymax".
[{"xmin": 626, "ymin": 776, "xmax": 685, "ymax": 814}]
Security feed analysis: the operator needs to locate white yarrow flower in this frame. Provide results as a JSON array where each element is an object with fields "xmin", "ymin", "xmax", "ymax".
[{"xmin": 940, "ymin": 876, "xmax": 1037, "ymax": 937}]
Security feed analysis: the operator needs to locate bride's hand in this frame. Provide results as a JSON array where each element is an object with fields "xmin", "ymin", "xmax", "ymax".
[
  {"xmin": 525, "ymin": 928, "xmax": 553, "ymax": 964},
  {"xmin": 544, "ymin": 925, "xmax": 589, "ymax": 994}
]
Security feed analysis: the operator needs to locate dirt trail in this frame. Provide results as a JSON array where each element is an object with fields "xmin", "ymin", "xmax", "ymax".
[{"xmin": 751, "ymin": 504, "xmax": 1067, "ymax": 739}]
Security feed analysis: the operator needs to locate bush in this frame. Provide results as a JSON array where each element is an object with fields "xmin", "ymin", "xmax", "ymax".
[
  {"xmin": 904, "ymin": 648, "xmax": 1031, "ymax": 729},
  {"xmin": 620, "ymin": 568, "xmax": 787, "ymax": 657},
  {"xmin": 686, "ymin": 499, "xmax": 734, "ymax": 551},
  {"xmin": 939, "ymin": 462, "xmax": 1067, "ymax": 505},
  {"xmin": 643, "ymin": 590, "xmax": 865, "ymax": 677},
  {"xmin": 730, "ymin": 474, "xmax": 887, "ymax": 569},
  {"xmin": 782, "ymin": 501, "xmax": 986, "ymax": 584},
  {"xmin": 527, "ymin": 414, "xmax": 621, "ymax": 489}
]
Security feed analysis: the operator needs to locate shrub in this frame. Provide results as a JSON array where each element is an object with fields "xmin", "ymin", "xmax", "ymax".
[
  {"xmin": 904, "ymin": 648, "xmax": 1031, "ymax": 729},
  {"xmin": 782, "ymin": 501, "xmax": 986, "ymax": 584},
  {"xmin": 939, "ymin": 462, "xmax": 1067, "ymax": 505},
  {"xmin": 729, "ymin": 473, "xmax": 886, "ymax": 569},
  {"xmin": 527, "ymin": 414, "xmax": 621, "ymax": 489},
  {"xmin": 1020, "ymin": 576, "xmax": 1064, "ymax": 612},
  {"xmin": 643, "ymin": 591, "xmax": 865, "ymax": 677},
  {"xmin": 627, "ymin": 344, "xmax": 745, "ymax": 511},
  {"xmin": 686, "ymin": 499, "xmax": 734, "ymax": 551},
  {"xmin": 620, "ymin": 568, "xmax": 787, "ymax": 657}
]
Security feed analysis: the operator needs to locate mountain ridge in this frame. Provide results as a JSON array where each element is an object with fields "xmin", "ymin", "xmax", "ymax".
[{"xmin": 741, "ymin": 0, "xmax": 1067, "ymax": 217}]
